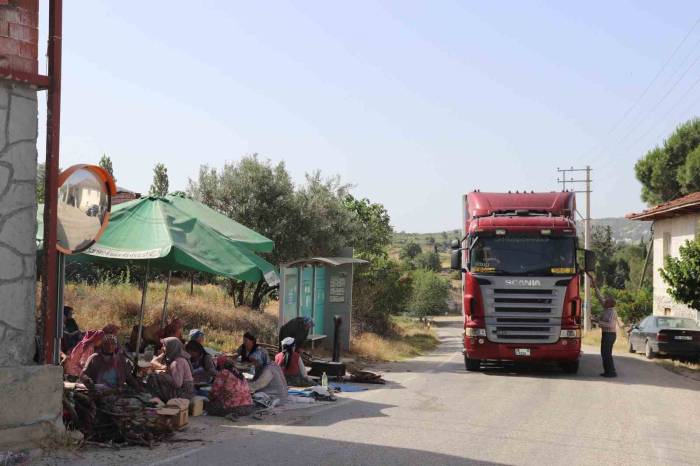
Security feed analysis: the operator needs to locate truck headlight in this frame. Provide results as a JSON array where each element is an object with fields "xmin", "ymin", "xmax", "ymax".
[
  {"xmin": 560, "ymin": 329, "xmax": 581, "ymax": 338},
  {"xmin": 466, "ymin": 328, "xmax": 487, "ymax": 337}
]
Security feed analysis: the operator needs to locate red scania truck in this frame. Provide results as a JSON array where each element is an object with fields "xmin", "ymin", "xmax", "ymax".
[{"xmin": 450, "ymin": 191, "xmax": 595, "ymax": 374}]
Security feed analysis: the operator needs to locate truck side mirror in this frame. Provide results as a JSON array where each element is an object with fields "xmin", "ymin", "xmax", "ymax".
[
  {"xmin": 583, "ymin": 250, "xmax": 596, "ymax": 273},
  {"xmin": 450, "ymin": 249, "xmax": 462, "ymax": 270},
  {"xmin": 450, "ymin": 239, "xmax": 460, "ymax": 250}
]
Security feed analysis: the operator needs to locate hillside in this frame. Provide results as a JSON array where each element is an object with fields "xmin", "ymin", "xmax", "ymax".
[{"xmin": 393, "ymin": 217, "xmax": 651, "ymax": 248}]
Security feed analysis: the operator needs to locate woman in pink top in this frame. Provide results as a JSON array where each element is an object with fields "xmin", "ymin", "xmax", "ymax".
[{"xmin": 146, "ymin": 337, "xmax": 195, "ymax": 401}]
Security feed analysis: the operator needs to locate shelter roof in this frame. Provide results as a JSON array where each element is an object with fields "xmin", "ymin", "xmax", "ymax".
[
  {"xmin": 626, "ymin": 191, "xmax": 700, "ymax": 221},
  {"xmin": 285, "ymin": 257, "xmax": 369, "ymax": 267}
]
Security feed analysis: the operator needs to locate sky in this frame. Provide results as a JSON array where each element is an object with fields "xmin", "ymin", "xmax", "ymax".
[{"xmin": 36, "ymin": 0, "xmax": 700, "ymax": 232}]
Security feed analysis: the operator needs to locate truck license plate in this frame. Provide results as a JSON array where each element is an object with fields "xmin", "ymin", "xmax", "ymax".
[
  {"xmin": 515, "ymin": 348, "xmax": 530, "ymax": 356},
  {"xmin": 675, "ymin": 336, "xmax": 692, "ymax": 340}
]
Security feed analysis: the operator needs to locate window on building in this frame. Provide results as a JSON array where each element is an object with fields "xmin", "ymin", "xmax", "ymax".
[
  {"xmin": 663, "ymin": 307, "xmax": 671, "ymax": 316},
  {"xmin": 662, "ymin": 232, "xmax": 671, "ymax": 258}
]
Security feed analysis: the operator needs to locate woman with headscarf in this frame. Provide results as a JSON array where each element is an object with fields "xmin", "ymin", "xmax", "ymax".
[
  {"xmin": 236, "ymin": 331, "xmax": 270, "ymax": 381},
  {"xmin": 146, "ymin": 337, "xmax": 195, "ymax": 401},
  {"xmin": 274, "ymin": 337, "xmax": 313, "ymax": 387},
  {"xmin": 185, "ymin": 339, "xmax": 217, "ymax": 384},
  {"xmin": 207, "ymin": 356, "xmax": 254, "ymax": 418},
  {"xmin": 64, "ymin": 324, "xmax": 120, "ymax": 379},
  {"xmin": 80, "ymin": 334, "xmax": 140, "ymax": 391},
  {"xmin": 248, "ymin": 349, "xmax": 288, "ymax": 404}
]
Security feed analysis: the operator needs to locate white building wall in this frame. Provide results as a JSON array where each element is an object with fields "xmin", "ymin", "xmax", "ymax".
[{"xmin": 652, "ymin": 213, "xmax": 700, "ymax": 320}]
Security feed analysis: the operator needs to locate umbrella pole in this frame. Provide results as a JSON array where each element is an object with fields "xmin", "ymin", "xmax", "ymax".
[
  {"xmin": 161, "ymin": 270, "xmax": 172, "ymax": 329},
  {"xmin": 134, "ymin": 260, "xmax": 150, "ymax": 365}
]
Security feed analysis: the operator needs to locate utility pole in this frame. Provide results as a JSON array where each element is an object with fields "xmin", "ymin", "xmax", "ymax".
[{"xmin": 556, "ymin": 166, "xmax": 593, "ymax": 332}]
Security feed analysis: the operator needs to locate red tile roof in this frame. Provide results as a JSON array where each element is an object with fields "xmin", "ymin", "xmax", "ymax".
[{"xmin": 627, "ymin": 191, "xmax": 700, "ymax": 221}]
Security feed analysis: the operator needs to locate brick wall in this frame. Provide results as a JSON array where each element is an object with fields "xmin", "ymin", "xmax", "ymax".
[{"xmin": 0, "ymin": 0, "xmax": 38, "ymax": 74}]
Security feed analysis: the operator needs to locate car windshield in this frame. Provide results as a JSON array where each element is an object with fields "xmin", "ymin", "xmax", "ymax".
[
  {"xmin": 656, "ymin": 318, "xmax": 700, "ymax": 329},
  {"xmin": 469, "ymin": 235, "xmax": 576, "ymax": 276}
]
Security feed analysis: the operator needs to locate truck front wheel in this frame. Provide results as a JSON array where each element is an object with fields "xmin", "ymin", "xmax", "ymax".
[
  {"xmin": 464, "ymin": 355, "xmax": 481, "ymax": 371},
  {"xmin": 559, "ymin": 360, "xmax": 579, "ymax": 374}
]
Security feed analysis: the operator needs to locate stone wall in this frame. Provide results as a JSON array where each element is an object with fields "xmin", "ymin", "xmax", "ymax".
[{"xmin": 0, "ymin": 81, "xmax": 38, "ymax": 365}]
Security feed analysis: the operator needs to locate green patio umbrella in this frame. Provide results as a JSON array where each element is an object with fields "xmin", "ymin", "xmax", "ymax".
[{"xmin": 38, "ymin": 195, "xmax": 278, "ymax": 353}]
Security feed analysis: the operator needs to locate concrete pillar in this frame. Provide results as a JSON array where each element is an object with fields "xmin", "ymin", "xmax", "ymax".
[{"xmin": 0, "ymin": 0, "xmax": 63, "ymax": 450}]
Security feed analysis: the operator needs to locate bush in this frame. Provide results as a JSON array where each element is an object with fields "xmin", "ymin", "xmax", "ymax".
[
  {"xmin": 407, "ymin": 270, "xmax": 450, "ymax": 317},
  {"xmin": 352, "ymin": 257, "xmax": 411, "ymax": 335},
  {"xmin": 590, "ymin": 286, "xmax": 652, "ymax": 324},
  {"xmin": 413, "ymin": 251, "xmax": 441, "ymax": 272},
  {"xmin": 661, "ymin": 239, "xmax": 700, "ymax": 312}
]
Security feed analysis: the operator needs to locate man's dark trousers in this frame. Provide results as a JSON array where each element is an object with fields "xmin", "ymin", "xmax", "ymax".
[{"xmin": 601, "ymin": 331, "xmax": 617, "ymax": 375}]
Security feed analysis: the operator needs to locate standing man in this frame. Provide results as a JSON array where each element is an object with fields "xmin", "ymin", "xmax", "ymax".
[{"xmin": 587, "ymin": 272, "xmax": 618, "ymax": 378}]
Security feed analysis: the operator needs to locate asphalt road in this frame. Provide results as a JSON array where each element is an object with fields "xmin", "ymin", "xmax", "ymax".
[{"xmin": 47, "ymin": 317, "xmax": 699, "ymax": 466}]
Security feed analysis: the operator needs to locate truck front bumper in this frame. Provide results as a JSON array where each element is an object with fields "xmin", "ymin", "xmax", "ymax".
[{"xmin": 464, "ymin": 336, "xmax": 581, "ymax": 362}]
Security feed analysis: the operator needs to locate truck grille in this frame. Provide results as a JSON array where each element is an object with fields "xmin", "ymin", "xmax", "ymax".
[{"xmin": 480, "ymin": 279, "xmax": 566, "ymax": 344}]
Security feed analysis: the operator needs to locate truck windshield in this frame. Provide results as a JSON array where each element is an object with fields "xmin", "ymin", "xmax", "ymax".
[{"xmin": 470, "ymin": 236, "xmax": 576, "ymax": 276}]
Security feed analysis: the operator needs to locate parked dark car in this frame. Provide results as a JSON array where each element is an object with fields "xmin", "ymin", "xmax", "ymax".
[{"xmin": 628, "ymin": 316, "xmax": 700, "ymax": 361}]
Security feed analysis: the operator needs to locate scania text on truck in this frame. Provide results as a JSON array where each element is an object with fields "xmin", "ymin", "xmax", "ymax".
[{"xmin": 450, "ymin": 191, "xmax": 596, "ymax": 373}]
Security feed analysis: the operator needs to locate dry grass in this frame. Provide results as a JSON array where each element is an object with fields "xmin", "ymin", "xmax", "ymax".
[
  {"xmin": 350, "ymin": 316, "xmax": 439, "ymax": 362},
  {"xmin": 582, "ymin": 328, "xmax": 629, "ymax": 353},
  {"xmin": 656, "ymin": 359, "xmax": 700, "ymax": 381},
  {"xmin": 59, "ymin": 281, "xmax": 278, "ymax": 352}
]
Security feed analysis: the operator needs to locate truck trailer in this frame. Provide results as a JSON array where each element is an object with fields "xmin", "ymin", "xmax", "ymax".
[{"xmin": 450, "ymin": 191, "xmax": 595, "ymax": 373}]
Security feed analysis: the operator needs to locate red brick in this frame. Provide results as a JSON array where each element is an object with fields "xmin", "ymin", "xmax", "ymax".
[
  {"xmin": 0, "ymin": 35, "xmax": 19, "ymax": 55},
  {"xmin": 18, "ymin": 7, "xmax": 37, "ymax": 27},
  {"xmin": 18, "ymin": 39, "xmax": 35, "ymax": 58},
  {"xmin": 9, "ymin": 54, "xmax": 36, "ymax": 73},
  {"xmin": 0, "ymin": 19, "xmax": 9, "ymax": 37},
  {"xmin": 8, "ymin": 22, "xmax": 34, "ymax": 42},
  {"xmin": 0, "ymin": 7, "xmax": 20, "ymax": 24}
]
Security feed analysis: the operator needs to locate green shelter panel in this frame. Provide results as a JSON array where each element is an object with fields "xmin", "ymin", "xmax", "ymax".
[{"xmin": 313, "ymin": 266, "xmax": 326, "ymax": 332}]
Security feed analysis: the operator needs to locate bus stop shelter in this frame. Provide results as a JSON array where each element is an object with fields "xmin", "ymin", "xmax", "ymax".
[{"xmin": 279, "ymin": 255, "xmax": 367, "ymax": 351}]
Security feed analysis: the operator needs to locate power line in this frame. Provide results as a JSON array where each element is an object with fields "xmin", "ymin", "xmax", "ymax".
[{"xmin": 578, "ymin": 16, "xmax": 700, "ymax": 161}]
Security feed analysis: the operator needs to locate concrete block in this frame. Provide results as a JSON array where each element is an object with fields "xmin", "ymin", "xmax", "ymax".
[
  {"xmin": 0, "ymin": 365, "xmax": 63, "ymax": 428},
  {"xmin": 0, "ymin": 141, "xmax": 36, "ymax": 180},
  {"xmin": 0, "ymin": 366, "xmax": 63, "ymax": 450},
  {"xmin": 8, "ymin": 93, "xmax": 36, "ymax": 143},
  {"xmin": 0, "ymin": 207, "xmax": 36, "ymax": 254},
  {"xmin": 0, "ymin": 244, "xmax": 22, "ymax": 280}
]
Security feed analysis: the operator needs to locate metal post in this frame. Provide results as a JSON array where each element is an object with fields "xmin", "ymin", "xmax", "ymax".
[
  {"xmin": 310, "ymin": 266, "xmax": 317, "ymax": 323},
  {"xmin": 583, "ymin": 166, "xmax": 592, "ymax": 332},
  {"xmin": 160, "ymin": 270, "xmax": 172, "ymax": 329},
  {"xmin": 40, "ymin": 0, "xmax": 63, "ymax": 364},
  {"xmin": 638, "ymin": 223, "xmax": 654, "ymax": 290},
  {"xmin": 134, "ymin": 260, "xmax": 150, "ymax": 357},
  {"xmin": 53, "ymin": 253, "xmax": 66, "ymax": 364}
]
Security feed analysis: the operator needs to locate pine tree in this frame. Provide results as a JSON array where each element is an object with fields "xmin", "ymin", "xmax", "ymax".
[{"xmin": 98, "ymin": 154, "xmax": 115, "ymax": 183}]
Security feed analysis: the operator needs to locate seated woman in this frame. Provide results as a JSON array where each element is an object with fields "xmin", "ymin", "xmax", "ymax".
[
  {"xmin": 236, "ymin": 331, "xmax": 270, "ymax": 381},
  {"xmin": 248, "ymin": 351, "xmax": 288, "ymax": 404},
  {"xmin": 80, "ymin": 334, "xmax": 140, "ymax": 391},
  {"xmin": 275, "ymin": 337, "xmax": 313, "ymax": 387},
  {"xmin": 61, "ymin": 306, "xmax": 82, "ymax": 353},
  {"xmin": 207, "ymin": 356, "xmax": 254, "ymax": 418},
  {"xmin": 185, "ymin": 340, "xmax": 217, "ymax": 384},
  {"xmin": 64, "ymin": 324, "xmax": 120, "ymax": 379},
  {"xmin": 146, "ymin": 337, "xmax": 195, "ymax": 402}
]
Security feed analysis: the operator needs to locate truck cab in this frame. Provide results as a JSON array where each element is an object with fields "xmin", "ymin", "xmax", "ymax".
[{"xmin": 451, "ymin": 191, "xmax": 595, "ymax": 373}]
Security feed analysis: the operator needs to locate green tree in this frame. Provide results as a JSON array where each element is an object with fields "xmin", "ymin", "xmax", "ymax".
[
  {"xmin": 400, "ymin": 241, "xmax": 422, "ymax": 261},
  {"xmin": 660, "ymin": 238, "xmax": 700, "ymax": 312},
  {"xmin": 413, "ymin": 251, "xmax": 441, "ymax": 272},
  {"xmin": 591, "ymin": 225, "xmax": 618, "ymax": 287},
  {"xmin": 407, "ymin": 270, "xmax": 450, "ymax": 317},
  {"xmin": 635, "ymin": 118, "xmax": 700, "ymax": 205},
  {"xmin": 344, "ymin": 195, "xmax": 392, "ymax": 260},
  {"xmin": 353, "ymin": 257, "xmax": 411, "ymax": 334},
  {"xmin": 98, "ymin": 154, "xmax": 115, "ymax": 182},
  {"xmin": 149, "ymin": 163, "xmax": 169, "ymax": 196}
]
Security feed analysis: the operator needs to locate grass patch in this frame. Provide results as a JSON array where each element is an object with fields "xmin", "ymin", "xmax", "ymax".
[
  {"xmin": 350, "ymin": 316, "xmax": 439, "ymax": 362},
  {"xmin": 58, "ymin": 281, "xmax": 278, "ymax": 352},
  {"xmin": 582, "ymin": 328, "xmax": 628, "ymax": 353}
]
